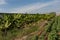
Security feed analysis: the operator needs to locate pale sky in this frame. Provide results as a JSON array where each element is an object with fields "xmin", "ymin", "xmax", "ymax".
[{"xmin": 0, "ymin": 0, "xmax": 60, "ymax": 13}]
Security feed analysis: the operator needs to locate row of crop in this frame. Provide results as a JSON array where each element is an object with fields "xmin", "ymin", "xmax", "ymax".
[
  {"xmin": 48, "ymin": 17, "xmax": 58, "ymax": 40},
  {"xmin": 57, "ymin": 16, "xmax": 60, "ymax": 40},
  {"xmin": 57, "ymin": 16, "xmax": 60, "ymax": 32},
  {"xmin": 38, "ymin": 17, "xmax": 56, "ymax": 40}
]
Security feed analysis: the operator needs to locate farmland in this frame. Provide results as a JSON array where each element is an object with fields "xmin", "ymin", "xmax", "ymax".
[{"xmin": 0, "ymin": 12, "xmax": 60, "ymax": 40}]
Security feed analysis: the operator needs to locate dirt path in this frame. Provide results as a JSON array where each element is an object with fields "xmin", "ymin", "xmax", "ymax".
[{"xmin": 13, "ymin": 20, "xmax": 48, "ymax": 40}]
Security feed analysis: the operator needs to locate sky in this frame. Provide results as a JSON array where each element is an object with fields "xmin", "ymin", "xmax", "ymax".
[{"xmin": 0, "ymin": 0, "xmax": 60, "ymax": 13}]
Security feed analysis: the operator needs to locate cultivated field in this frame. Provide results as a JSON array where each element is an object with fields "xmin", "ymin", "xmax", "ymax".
[{"xmin": 0, "ymin": 12, "xmax": 60, "ymax": 40}]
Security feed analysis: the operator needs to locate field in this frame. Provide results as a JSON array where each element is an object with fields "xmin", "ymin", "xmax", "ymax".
[{"xmin": 0, "ymin": 12, "xmax": 60, "ymax": 40}]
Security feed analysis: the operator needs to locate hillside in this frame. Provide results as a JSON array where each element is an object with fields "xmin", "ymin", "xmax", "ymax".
[{"xmin": 0, "ymin": 12, "xmax": 60, "ymax": 40}]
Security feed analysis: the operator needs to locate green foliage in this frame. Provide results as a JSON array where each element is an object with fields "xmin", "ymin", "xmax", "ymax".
[
  {"xmin": 48, "ymin": 30, "xmax": 57, "ymax": 40},
  {"xmin": 48, "ymin": 17, "xmax": 58, "ymax": 40},
  {"xmin": 26, "ymin": 34, "xmax": 38, "ymax": 40},
  {"xmin": 0, "ymin": 13, "xmax": 56, "ymax": 40},
  {"xmin": 0, "ymin": 13, "xmax": 55, "ymax": 29}
]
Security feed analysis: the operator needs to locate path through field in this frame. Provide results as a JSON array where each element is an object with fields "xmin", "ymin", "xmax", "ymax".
[{"xmin": 13, "ymin": 20, "xmax": 48, "ymax": 40}]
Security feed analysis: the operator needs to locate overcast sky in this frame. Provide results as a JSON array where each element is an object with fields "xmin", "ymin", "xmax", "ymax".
[{"xmin": 0, "ymin": 0, "xmax": 60, "ymax": 13}]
